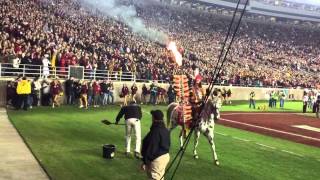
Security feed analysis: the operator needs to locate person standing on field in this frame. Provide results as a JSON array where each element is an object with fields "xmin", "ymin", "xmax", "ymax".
[
  {"xmin": 16, "ymin": 77, "xmax": 31, "ymax": 110},
  {"xmin": 141, "ymin": 110, "xmax": 170, "ymax": 180},
  {"xmin": 115, "ymin": 101, "xmax": 142, "ymax": 159},
  {"xmin": 303, "ymin": 92, "xmax": 308, "ymax": 113},
  {"xmin": 315, "ymin": 95, "xmax": 320, "ymax": 118},
  {"xmin": 141, "ymin": 84, "xmax": 148, "ymax": 105},
  {"xmin": 249, "ymin": 91, "xmax": 256, "ymax": 109},
  {"xmin": 131, "ymin": 83, "xmax": 138, "ymax": 103}
]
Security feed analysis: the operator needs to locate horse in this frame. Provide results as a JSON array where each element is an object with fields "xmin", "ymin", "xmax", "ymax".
[{"xmin": 166, "ymin": 98, "xmax": 221, "ymax": 165}]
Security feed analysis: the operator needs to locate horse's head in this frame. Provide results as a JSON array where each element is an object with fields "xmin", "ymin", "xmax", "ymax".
[{"xmin": 206, "ymin": 99, "xmax": 220, "ymax": 121}]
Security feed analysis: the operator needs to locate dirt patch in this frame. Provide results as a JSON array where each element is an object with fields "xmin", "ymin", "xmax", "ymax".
[{"xmin": 219, "ymin": 113, "xmax": 320, "ymax": 147}]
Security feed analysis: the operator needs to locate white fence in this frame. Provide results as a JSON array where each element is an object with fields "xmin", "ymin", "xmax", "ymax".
[{"xmin": 0, "ymin": 63, "xmax": 136, "ymax": 81}]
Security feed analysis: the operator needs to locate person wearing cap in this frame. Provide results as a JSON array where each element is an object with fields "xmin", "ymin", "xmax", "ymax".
[
  {"xmin": 141, "ymin": 110, "xmax": 170, "ymax": 180},
  {"xmin": 115, "ymin": 101, "xmax": 142, "ymax": 158}
]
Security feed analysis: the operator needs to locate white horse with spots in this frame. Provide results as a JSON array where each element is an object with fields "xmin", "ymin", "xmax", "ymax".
[{"xmin": 167, "ymin": 97, "xmax": 222, "ymax": 165}]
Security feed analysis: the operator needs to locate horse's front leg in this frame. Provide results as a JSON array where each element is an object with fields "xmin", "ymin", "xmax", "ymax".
[
  {"xmin": 193, "ymin": 129, "xmax": 201, "ymax": 159},
  {"xmin": 206, "ymin": 129, "xmax": 219, "ymax": 166}
]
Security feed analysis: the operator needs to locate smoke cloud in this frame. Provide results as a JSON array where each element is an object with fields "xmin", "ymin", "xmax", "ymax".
[{"xmin": 78, "ymin": 0, "xmax": 169, "ymax": 44}]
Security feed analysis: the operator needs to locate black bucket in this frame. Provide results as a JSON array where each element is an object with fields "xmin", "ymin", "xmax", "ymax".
[{"xmin": 103, "ymin": 144, "xmax": 116, "ymax": 159}]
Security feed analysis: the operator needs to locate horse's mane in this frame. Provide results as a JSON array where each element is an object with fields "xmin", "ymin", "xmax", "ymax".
[{"xmin": 200, "ymin": 100, "xmax": 216, "ymax": 121}]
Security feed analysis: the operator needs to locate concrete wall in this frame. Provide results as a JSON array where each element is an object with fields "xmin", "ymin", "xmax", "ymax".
[{"xmin": 0, "ymin": 79, "xmax": 304, "ymax": 107}]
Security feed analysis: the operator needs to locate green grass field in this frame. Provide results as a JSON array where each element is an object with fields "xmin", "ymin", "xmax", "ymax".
[{"xmin": 7, "ymin": 101, "xmax": 320, "ymax": 180}]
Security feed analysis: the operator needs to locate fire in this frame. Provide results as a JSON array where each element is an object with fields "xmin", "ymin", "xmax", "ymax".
[{"xmin": 167, "ymin": 41, "xmax": 182, "ymax": 66}]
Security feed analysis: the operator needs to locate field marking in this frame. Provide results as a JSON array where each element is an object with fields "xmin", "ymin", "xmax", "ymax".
[
  {"xmin": 222, "ymin": 113, "xmax": 294, "ymax": 116},
  {"xmin": 216, "ymin": 132, "xmax": 227, "ymax": 136},
  {"xmin": 232, "ymin": 136, "xmax": 250, "ymax": 142},
  {"xmin": 292, "ymin": 125, "xmax": 320, "ymax": 133},
  {"xmin": 281, "ymin": 150, "xmax": 304, "ymax": 157},
  {"xmin": 220, "ymin": 118, "xmax": 320, "ymax": 142},
  {"xmin": 255, "ymin": 143, "xmax": 276, "ymax": 149}
]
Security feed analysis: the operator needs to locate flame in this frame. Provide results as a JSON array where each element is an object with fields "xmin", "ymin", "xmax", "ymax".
[{"xmin": 167, "ymin": 41, "xmax": 182, "ymax": 66}]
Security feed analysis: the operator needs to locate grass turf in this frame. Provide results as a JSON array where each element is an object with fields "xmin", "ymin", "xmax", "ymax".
[
  {"xmin": 7, "ymin": 101, "xmax": 320, "ymax": 180},
  {"xmin": 221, "ymin": 100, "xmax": 312, "ymax": 112}
]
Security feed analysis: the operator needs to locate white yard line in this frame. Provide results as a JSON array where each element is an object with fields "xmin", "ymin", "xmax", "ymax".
[
  {"xmin": 281, "ymin": 150, "xmax": 304, "ymax": 157},
  {"xmin": 232, "ymin": 136, "xmax": 251, "ymax": 142},
  {"xmin": 222, "ymin": 113, "xmax": 293, "ymax": 116},
  {"xmin": 292, "ymin": 125, "xmax": 320, "ymax": 133},
  {"xmin": 220, "ymin": 118, "xmax": 320, "ymax": 142},
  {"xmin": 255, "ymin": 143, "xmax": 276, "ymax": 149},
  {"xmin": 215, "ymin": 132, "xmax": 227, "ymax": 136}
]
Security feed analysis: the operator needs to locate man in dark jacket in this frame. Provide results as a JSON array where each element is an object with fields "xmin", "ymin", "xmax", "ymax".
[
  {"xmin": 115, "ymin": 101, "xmax": 142, "ymax": 158},
  {"xmin": 65, "ymin": 77, "xmax": 74, "ymax": 105},
  {"xmin": 141, "ymin": 110, "xmax": 170, "ymax": 180},
  {"xmin": 167, "ymin": 84, "xmax": 175, "ymax": 104},
  {"xmin": 100, "ymin": 80, "xmax": 108, "ymax": 106}
]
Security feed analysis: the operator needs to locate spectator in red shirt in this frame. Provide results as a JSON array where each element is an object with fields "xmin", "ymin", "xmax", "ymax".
[
  {"xmin": 50, "ymin": 79, "xmax": 62, "ymax": 108},
  {"xmin": 92, "ymin": 80, "xmax": 101, "ymax": 108},
  {"xmin": 122, "ymin": 84, "xmax": 129, "ymax": 106}
]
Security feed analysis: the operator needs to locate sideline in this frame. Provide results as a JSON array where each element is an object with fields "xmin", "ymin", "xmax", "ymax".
[{"xmin": 0, "ymin": 108, "xmax": 49, "ymax": 180}]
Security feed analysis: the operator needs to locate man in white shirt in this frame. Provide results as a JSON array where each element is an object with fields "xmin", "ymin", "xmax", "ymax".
[
  {"xmin": 303, "ymin": 92, "xmax": 308, "ymax": 113},
  {"xmin": 42, "ymin": 54, "xmax": 51, "ymax": 79}
]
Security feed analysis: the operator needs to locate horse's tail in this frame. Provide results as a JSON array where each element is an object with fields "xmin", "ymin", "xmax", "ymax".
[{"xmin": 167, "ymin": 103, "xmax": 177, "ymax": 129}]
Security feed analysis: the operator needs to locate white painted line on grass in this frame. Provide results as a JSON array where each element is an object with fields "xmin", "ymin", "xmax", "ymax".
[
  {"xmin": 292, "ymin": 125, "xmax": 320, "ymax": 133},
  {"xmin": 216, "ymin": 132, "xmax": 227, "ymax": 136},
  {"xmin": 232, "ymin": 136, "xmax": 251, "ymax": 142},
  {"xmin": 281, "ymin": 150, "xmax": 304, "ymax": 157},
  {"xmin": 220, "ymin": 118, "xmax": 320, "ymax": 142},
  {"xmin": 255, "ymin": 143, "xmax": 276, "ymax": 149},
  {"xmin": 222, "ymin": 113, "xmax": 293, "ymax": 116}
]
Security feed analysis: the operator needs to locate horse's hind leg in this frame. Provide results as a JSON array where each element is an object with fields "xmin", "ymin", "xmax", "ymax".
[
  {"xmin": 179, "ymin": 130, "xmax": 184, "ymax": 148},
  {"xmin": 193, "ymin": 130, "xmax": 201, "ymax": 159},
  {"xmin": 205, "ymin": 130, "xmax": 219, "ymax": 166}
]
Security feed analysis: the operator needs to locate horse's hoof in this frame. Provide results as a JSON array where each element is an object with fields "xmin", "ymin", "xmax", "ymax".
[
  {"xmin": 215, "ymin": 160, "xmax": 220, "ymax": 166},
  {"xmin": 194, "ymin": 155, "xmax": 199, "ymax": 159}
]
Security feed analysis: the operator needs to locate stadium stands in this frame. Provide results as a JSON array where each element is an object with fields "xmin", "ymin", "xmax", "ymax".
[{"xmin": 0, "ymin": 0, "xmax": 319, "ymax": 88}]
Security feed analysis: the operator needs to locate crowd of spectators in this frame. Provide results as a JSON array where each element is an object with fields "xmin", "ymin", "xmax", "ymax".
[
  {"xmin": 1, "ymin": 0, "xmax": 320, "ymax": 88},
  {"xmin": 6, "ymin": 76, "xmax": 176, "ymax": 110}
]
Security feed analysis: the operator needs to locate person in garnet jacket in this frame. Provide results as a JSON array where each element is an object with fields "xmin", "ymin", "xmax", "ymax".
[
  {"xmin": 79, "ymin": 80, "xmax": 88, "ymax": 109},
  {"xmin": 50, "ymin": 79, "xmax": 62, "ymax": 108},
  {"xmin": 131, "ymin": 83, "xmax": 138, "ymax": 103},
  {"xmin": 92, "ymin": 80, "xmax": 101, "ymax": 108},
  {"xmin": 122, "ymin": 84, "xmax": 129, "ymax": 106}
]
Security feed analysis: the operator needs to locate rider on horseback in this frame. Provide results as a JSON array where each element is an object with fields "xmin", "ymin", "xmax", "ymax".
[{"xmin": 190, "ymin": 75, "xmax": 205, "ymax": 127}]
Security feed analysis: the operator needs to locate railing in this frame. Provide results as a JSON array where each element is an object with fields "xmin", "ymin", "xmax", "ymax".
[
  {"xmin": 0, "ymin": 63, "xmax": 135, "ymax": 81},
  {"xmin": 0, "ymin": 63, "xmax": 308, "ymax": 88}
]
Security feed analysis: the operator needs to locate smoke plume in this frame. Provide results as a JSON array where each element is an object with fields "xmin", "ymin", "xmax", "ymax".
[{"xmin": 79, "ymin": 0, "xmax": 169, "ymax": 44}]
